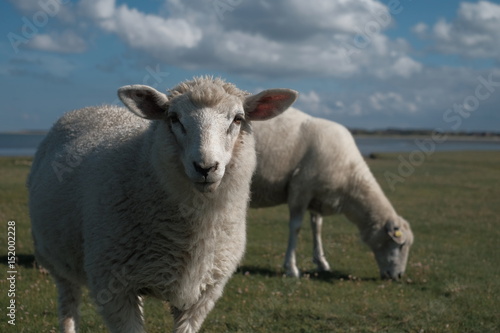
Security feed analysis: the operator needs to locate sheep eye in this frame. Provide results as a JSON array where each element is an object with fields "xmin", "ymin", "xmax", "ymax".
[
  {"xmin": 233, "ymin": 114, "xmax": 244, "ymax": 125},
  {"xmin": 168, "ymin": 113, "xmax": 180, "ymax": 124},
  {"xmin": 168, "ymin": 113, "xmax": 186, "ymax": 133}
]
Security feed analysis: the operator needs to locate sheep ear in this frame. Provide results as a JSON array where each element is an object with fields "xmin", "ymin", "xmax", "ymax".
[
  {"xmin": 386, "ymin": 220, "xmax": 406, "ymax": 245},
  {"xmin": 118, "ymin": 85, "xmax": 169, "ymax": 120},
  {"xmin": 244, "ymin": 88, "xmax": 298, "ymax": 121}
]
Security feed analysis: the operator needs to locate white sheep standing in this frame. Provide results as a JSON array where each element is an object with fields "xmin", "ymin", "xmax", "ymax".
[
  {"xmin": 250, "ymin": 108, "xmax": 414, "ymax": 279},
  {"xmin": 28, "ymin": 77, "xmax": 297, "ymax": 333}
]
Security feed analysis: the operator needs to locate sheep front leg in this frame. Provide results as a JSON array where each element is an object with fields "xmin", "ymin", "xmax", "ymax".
[
  {"xmin": 171, "ymin": 282, "xmax": 225, "ymax": 333},
  {"xmin": 54, "ymin": 276, "xmax": 82, "ymax": 333},
  {"xmin": 310, "ymin": 213, "xmax": 331, "ymax": 272},
  {"xmin": 96, "ymin": 291, "xmax": 145, "ymax": 333},
  {"xmin": 284, "ymin": 206, "xmax": 306, "ymax": 277}
]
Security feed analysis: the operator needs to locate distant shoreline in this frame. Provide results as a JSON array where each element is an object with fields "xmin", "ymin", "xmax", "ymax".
[
  {"xmin": 0, "ymin": 131, "xmax": 48, "ymax": 135},
  {"xmin": 1, "ymin": 132, "xmax": 499, "ymax": 157},
  {"xmin": 349, "ymin": 128, "xmax": 500, "ymax": 140},
  {"xmin": 353, "ymin": 134, "xmax": 500, "ymax": 142},
  {"xmin": 2, "ymin": 129, "xmax": 500, "ymax": 139}
]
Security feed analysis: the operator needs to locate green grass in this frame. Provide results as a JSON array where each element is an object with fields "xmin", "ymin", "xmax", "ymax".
[{"xmin": 1, "ymin": 151, "xmax": 500, "ymax": 332}]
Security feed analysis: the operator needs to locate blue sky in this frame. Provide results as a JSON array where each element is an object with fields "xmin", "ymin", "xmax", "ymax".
[{"xmin": 1, "ymin": 0, "xmax": 500, "ymax": 132}]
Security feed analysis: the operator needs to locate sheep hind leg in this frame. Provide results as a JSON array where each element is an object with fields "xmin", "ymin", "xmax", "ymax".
[
  {"xmin": 310, "ymin": 212, "xmax": 331, "ymax": 272},
  {"xmin": 54, "ymin": 276, "xmax": 82, "ymax": 333},
  {"xmin": 284, "ymin": 205, "xmax": 306, "ymax": 278}
]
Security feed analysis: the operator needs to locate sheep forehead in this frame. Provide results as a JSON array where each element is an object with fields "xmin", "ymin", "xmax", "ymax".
[
  {"xmin": 170, "ymin": 93, "xmax": 243, "ymax": 122},
  {"xmin": 168, "ymin": 76, "xmax": 248, "ymax": 107},
  {"xmin": 167, "ymin": 77, "xmax": 248, "ymax": 136}
]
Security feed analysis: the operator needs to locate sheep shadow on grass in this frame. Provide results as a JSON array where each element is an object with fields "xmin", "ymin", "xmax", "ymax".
[
  {"xmin": 236, "ymin": 265, "xmax": 376, "ymax": 283},
  {"xmin": 2, "ymin": 254, "xmax": 37, "ymax": 269},
  {"xmin": 2, "ymin": 257, "xmax": 378, "ymax": 283}
]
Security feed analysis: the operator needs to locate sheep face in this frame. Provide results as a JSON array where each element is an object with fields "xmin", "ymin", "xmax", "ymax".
[
  {"xmin": 371, "ymin": 217, "xmax": 414, "ymax": 280},
  {"xmin": 166, "ymin": 93, "xmax": 247, "ymax": 193},
  {"xmin": 118, "ymin": 80, "xmax": 298, "ymax": 193}
]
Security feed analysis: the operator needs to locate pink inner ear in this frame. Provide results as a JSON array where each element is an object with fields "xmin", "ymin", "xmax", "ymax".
[
  {"xmin": 259, "ymin": 94, "xmax": 290, "ymax": 103},
  {"xmin": 249, "ymin": 92, "xmax": 293, "ymax": 120},
  {"xmin": 250, "ymin": 103, "xmax": 275, "ymax": 119},
  {"xmin": 253, "ymin": 94, "xmax": 290, "ymax": 115}
]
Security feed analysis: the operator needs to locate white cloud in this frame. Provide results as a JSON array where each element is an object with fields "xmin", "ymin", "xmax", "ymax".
[
  {"xmin": 369, "ymin": 91, "xmax": 417, "ymax": 114},
  {"xmin": 5, "ymin": 0, "xmax": 500, "ymax": 132},
  {"xmin": 35, "ymin": 55, "xmax": 76, "ymax": 78},
  {"xmin": 29, "ymin": 0, "xmax": 418, "ymax": 80},
  {"xmin": 414, "ymin": 1, "xmax": 500, "ymax": 59},
  {"xmin": 9, "ymin": 54, "xmax": 76, "ymax": 79},
  {"xmin": 411, "ymin": 22, "xmax": 428, "ymax": 37},
  {"xmin": 28, "ymin": 31, "xmax": 87, "ymax": 53},
  {"xmin": 79, "ymin": 0, "xmax": 116, "ymax": 20},
  {"xmin": 390, "ymin": 56, "xmax": 423, "ymax": 79},
  {"xmin": 350, "ymin": 100, "xmax": 363, "ymax": 116},
  {"xmin": 286, "ymin": 0, "xmax": 390, "ymax": 34},
  {"xmin": 460, "ymin": 0, "xmax": 500, "ymax": 21},
  {"xmin": 295, "ymin": 90, "xmax": 325, "ymax": 114},
  {"xmin": 297, "ymin": 66, "xmax": 500, "ymax": 130},
  {"xmin": 102, "ymin": 4, "xmax": 203, "ymax": 50},
  {"xmin": 7, "ymin": 0, "xmax": 423, "ymax": 80},
  {"xmin": 8, "ymin": 0, "xmax": 75, "ymax": 23},
  {"xmin": 433, "ymin": 19, "xmax": 452, "ymax": 41},
  {"xmin": 221, "ymin": 0, "xmax": 392, "ymax": 41},
  {"xmin": 198, "ymin": 0, "xmax": 421, "ymax": 79},
  {"xmin": 300, "ymin": 90, "xmax": 321, "ymax": 105},
  {"xmin": 8, "ymin": 0, "xmax": 44, "ymax": 12}
]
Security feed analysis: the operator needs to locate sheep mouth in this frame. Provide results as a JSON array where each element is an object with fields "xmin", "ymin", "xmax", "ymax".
[
  {"xmin": 381, "ymin": 271, "xmax": 403, "ymax": 280},
  {"xmin": 194, "ymin": 180, "xmax": 221, "ymax": 193}
]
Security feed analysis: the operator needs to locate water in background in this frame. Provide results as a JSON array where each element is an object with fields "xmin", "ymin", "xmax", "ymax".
[
  {"xmin": 354, "ymin": 136, "xmax": 500, "ymax": 156},
  {"xmin": 0, "ymin": 133, "xmax": 499, "ymax": 157},
  {"xmin": 0, "ymin": 134, "xmax": 46, "ymax": 156}
]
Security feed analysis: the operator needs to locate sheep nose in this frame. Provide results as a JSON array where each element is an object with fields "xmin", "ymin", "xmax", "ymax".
[{"xmin": 193, "ymin": 161, "xmax": 219, "ymax": 177}]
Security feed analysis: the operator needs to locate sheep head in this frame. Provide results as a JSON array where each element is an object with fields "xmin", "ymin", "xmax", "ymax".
[
  {"xmin": 118, "ymin": 78, "xmax": 298, "ymax": 193},
  {"xmin": 370, "ymin": 216, "xmax": 414, "ymax": 280}
]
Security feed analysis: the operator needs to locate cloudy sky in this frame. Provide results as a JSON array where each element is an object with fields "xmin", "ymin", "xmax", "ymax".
[{"xmin": 1, "ymin": 0, "xmax": 500, "ymax": 132}]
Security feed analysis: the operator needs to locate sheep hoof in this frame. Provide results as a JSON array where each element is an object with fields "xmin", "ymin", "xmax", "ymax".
[
  {"xmin": 314, "ymin": 258, "xmax": 331, "ymax": 272},
  {"xmin": 284, "ymin": 267, "xmax": 300, "ymax": 278},
  {"xmin": 317, "ymin": 264, "xmax": 331, "ymax": 273}
]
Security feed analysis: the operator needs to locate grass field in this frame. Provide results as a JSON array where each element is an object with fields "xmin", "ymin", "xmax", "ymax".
[{"xmin": 1, "ymin": 151, "xmax": 499, "ymax": 332}]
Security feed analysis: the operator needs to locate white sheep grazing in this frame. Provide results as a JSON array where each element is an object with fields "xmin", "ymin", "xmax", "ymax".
[
  {"xmin": 28, "ymin": 77, "xmax": 297, "ymax": 333},
  {"xmin": 250, "ymin": 108, "xmax": 414, "ymax": 280}
]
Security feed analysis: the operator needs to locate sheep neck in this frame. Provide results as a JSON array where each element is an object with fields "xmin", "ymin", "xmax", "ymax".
[{"xmin": 341, "ymin": 166, "xmax": 397, "ymax": 242}]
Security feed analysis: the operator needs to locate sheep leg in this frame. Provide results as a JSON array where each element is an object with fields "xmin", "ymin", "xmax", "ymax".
[
  {"xmin": 284, "ymin": 206, "xmax": 306, "ymax": 277},
  {"xmin": 171, "ymin": 282, "xmax": 225, "ymax": 333},
  {"xmin": 97, "ymin": 291, "xmax": 145, "ymax": 333},
  {"xmin": 310, "ymin": 213, "xmax": 331, "ymax": 272},
  {"xmin": 54, "ymin": 276, "xmax": 81, "ymax": 333}
]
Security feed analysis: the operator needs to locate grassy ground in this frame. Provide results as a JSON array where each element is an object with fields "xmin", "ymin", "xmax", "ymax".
[{"xmin": 1, "ymin": 151, "xmax": 499, "ymax": 332}]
